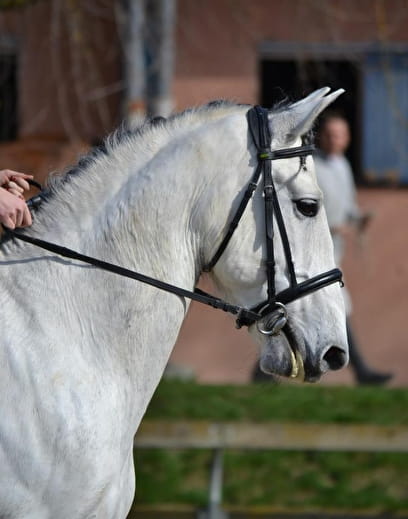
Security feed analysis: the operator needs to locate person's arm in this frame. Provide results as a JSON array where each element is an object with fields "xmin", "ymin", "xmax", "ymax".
[
  {"xmin": 340, "ymin": 160, "xmax": 373, "ymax": 234},
  {"xmin": 0, "ymin": 169, "xmax": 33, "ymax": 229}
]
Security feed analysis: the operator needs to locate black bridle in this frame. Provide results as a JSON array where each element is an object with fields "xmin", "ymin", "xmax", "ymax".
[
  {"xmin": 202, "ymin": 105, "xmax": 343, "ymax": 333},
  {"xmin": 4, "ymin": 106, "xmax": 342, "ymax": 334}
]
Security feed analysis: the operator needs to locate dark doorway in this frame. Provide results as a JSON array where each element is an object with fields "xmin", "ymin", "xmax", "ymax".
[
  {"xmin": 0, "ymin": 54, "xmax": 17, "ymax": 141},
  {"xmin": 260, "ymin": 60, "xmax": 361, "ymax": 179}
]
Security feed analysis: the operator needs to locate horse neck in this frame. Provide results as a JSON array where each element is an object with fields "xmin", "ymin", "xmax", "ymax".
[
  {"xmin": 85, "ymin": 108, "xmax": 250, "ymax": 283},
  {"xmin": 2, "ymin": 107, "xmax": 251, "ymax": 329},
  {"xmin": 0, "ymin": 107, "xmax": 252, "ymax": 431},
  {"xmin": 77, "ymin": 113, "xmax": 251, "ymax": 414},
  {"xmin": 28, "ymin": 128, "xmax": 180, "ymax": 244}
]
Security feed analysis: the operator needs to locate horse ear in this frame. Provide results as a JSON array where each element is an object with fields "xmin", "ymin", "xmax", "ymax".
[{"xmin": 269, "ymin": 87, "xmax": 345, "ymax": 143}]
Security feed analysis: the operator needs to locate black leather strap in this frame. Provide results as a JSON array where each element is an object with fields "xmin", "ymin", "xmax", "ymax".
[
  {"xmin": 256, "ymin": 108, "xmax": 276, "ymax": 306},
  {"xmin": 260, "ymin": 145, "xmax": 315, "ymax": 161},
  {"xmin": 203, "ymin": 163, "xmax": 262, "ymax": 272},
  {"xmin": 236, "ymin": 268, "xmax": 343, "ymax": 328},
  {"xmin": 5, "ymin": 229, "xmax": 260, "ymax": 323},
  {"xmin": 271, "ymin": 180, "xmax": 297, "ymax": 287}
]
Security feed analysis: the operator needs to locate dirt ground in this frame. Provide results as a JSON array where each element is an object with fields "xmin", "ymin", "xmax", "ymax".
[{"xmin": 170, "ymin": 188, "xmax": 408, "ymax": 387}]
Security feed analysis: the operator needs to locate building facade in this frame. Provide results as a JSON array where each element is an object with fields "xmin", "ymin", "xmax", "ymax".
[{"xmin": 1, "ymin": 0, "xmax": 408, "ymax": 183}]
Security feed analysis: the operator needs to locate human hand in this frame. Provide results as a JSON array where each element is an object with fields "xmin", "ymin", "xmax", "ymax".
[
  {"xmin": 0, "ymin": 187, "xmax": 32, "ymax": 229},
  {"xmin": 0, "ymin": 169, "xmax": 33, "ymax": 198}
]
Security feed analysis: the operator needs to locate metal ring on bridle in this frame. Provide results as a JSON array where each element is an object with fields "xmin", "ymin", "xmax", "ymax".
[{"xmin": 256, "ymin": 302, "xmax": 288, "ymax": 336}]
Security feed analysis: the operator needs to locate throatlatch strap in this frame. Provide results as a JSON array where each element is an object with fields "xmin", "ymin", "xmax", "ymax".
[
  {"xmin": 204, "ymin": 107, "xmax": 267, "ymax": 272},
  {"xmin": 203, "ymin": 161, "xmax": 263, "ymax": 272}
]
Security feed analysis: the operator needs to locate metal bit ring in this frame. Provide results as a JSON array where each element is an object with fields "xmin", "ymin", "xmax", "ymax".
[{"xmin": 256, "ymin": 302, "xmax": 288, "ymax": 336}]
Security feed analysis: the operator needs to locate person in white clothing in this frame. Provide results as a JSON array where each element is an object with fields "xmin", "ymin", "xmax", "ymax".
[{"xmin": 314, "ymin": 114, "xmax": 392, "ymax": 385}]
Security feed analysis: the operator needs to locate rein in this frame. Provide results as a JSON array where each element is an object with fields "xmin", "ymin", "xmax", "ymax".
[
  {"xmin": 4, "ymin": 227, "xmax": 260, "ymax": 324},
  {"xmin": 4, "ymin": 106, "xmax": 343, "ymax": 332}
]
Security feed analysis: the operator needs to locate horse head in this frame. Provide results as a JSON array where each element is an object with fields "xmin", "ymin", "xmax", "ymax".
[
  {"xmin": 0, "ymin": 87, "xmax": 350, "ymax": 518},
  {"xmin": 205, "ymin": 88, "xmax": 348, "ymax": 381}
]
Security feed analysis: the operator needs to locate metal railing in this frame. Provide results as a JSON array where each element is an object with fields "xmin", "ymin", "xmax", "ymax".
[{"xmin": 132, "ymin": 420, "xmax": 408, "ymax": 519}]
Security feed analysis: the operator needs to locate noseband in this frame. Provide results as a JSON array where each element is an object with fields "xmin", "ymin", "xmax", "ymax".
[{"xmin": 4, "ymin": 106, "xmax": 342, "ymax": 334}]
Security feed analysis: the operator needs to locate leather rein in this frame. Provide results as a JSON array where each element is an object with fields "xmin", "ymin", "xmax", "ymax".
[{"xmin": 4, "ymin": 106, "xmax": 343, "ymax": 333}]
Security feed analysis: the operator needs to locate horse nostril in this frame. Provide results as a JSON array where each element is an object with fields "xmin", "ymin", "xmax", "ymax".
[{"xmin": 322, "ymin": 346, "xmax": 347, "ymax": 371}]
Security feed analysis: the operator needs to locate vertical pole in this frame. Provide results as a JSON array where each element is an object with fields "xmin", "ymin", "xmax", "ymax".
[
  {"xmin": 122, "ymin": 0, "xmax": 147, "ymax": 128},
  {"xmin": 146, "ymin": 0, "xmax": 176, "ymax": 117},
  {"xmin": 197, "ymin": 448, "xmax": 228, "ymax": 519}
]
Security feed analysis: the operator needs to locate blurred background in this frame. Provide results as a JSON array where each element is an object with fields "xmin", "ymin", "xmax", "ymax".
[
  {"xmin": 0, "ymin": 0, "xmax": 407, "ymax": 388},
  {"xmin": 1, "ymin": 2, "xmax": 408, "ymax": 517}
]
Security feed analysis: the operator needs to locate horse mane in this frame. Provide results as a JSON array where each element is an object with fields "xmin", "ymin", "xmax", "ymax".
[
  {"xmin": 0, "ymin": 99, "xmax": 252, "ymax": 251},
  {"xmin": 43, "ymin": 96, "xmax": 317, "ymax": 203},
  {"xmin": 45, "ymin": 100, "xmax": 245, "ymax": 196},
  {"xmin": 1, "ymin": 100, "xmax": 242, "ymax": 236}
]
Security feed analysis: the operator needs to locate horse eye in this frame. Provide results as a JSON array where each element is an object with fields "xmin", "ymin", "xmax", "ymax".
[{"xmin": 295, "ymin": 198, "xmax": 319, "ymax": 217}]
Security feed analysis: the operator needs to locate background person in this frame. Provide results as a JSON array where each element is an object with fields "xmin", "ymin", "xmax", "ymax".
[
  {"xmin": 314, "ymin": 114, "xmax": 392, "ymax": 385},
  {"xmin": 0, "ymin": 169, "xmax": 33, "ymax": 229}
]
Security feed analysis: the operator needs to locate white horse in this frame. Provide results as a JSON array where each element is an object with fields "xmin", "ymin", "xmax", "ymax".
[{"xmin": 0, "ymin": 87, "xmax": 347, "ymax": 518}]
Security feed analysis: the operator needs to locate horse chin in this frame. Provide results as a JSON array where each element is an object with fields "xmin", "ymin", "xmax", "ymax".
[{"xmin": 259, "ymin": 326, "xmax": 306, "ymax": 381}]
